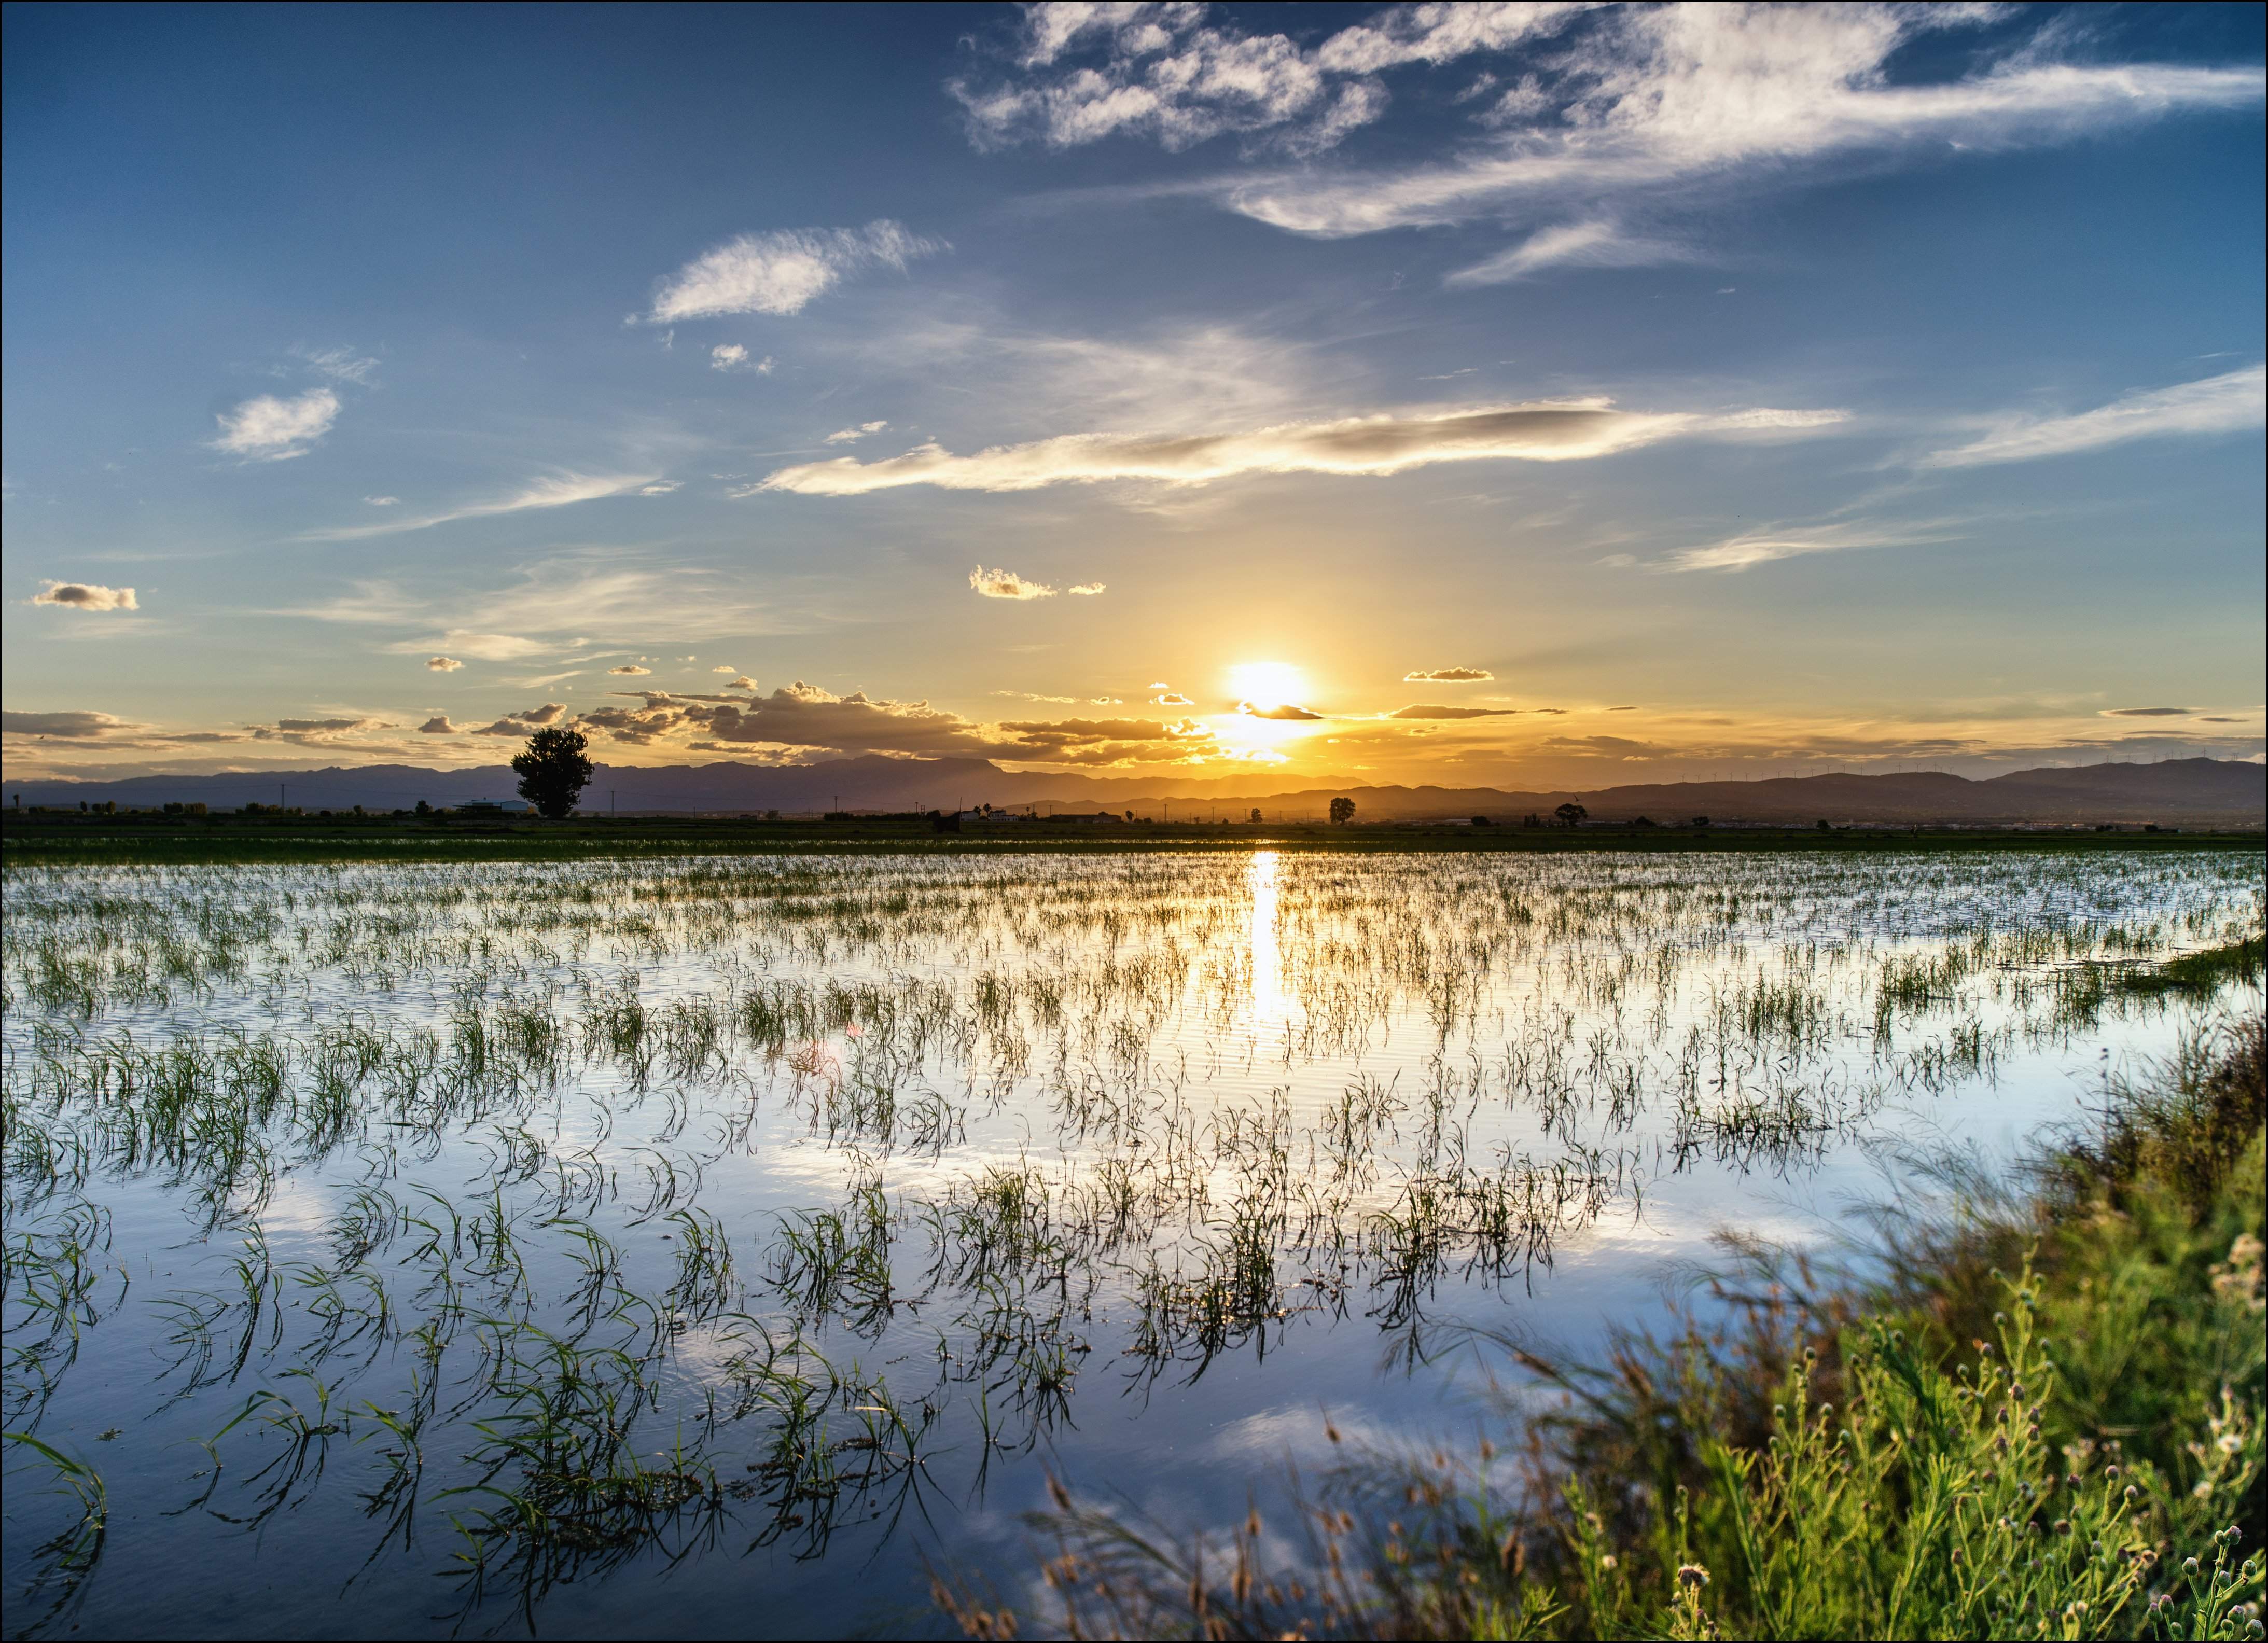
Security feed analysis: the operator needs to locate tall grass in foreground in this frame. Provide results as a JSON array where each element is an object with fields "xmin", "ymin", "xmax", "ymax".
[{"xmin": 944, "ymin": 1015, "xmax": 2267, "ymax": 1640}]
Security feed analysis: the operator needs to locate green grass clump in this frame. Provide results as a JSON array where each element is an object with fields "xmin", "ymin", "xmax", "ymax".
[
  {"xmin": 2120, "ymin": 939, "xmax": 2268, "ymax": 1000},
  {"xmin": 959, "ymin": 1019, "xmax": 2268, "ymax": 1640}
]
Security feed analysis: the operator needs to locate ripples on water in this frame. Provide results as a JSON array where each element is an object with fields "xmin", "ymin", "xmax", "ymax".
[{"xmin": 3, "ymin": 848, "xmax": 2260, "ymax": 1635}]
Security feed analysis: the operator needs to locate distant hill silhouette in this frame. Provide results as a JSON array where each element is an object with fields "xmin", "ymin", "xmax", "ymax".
[{"xmin": 6, "ymin": 755, "xmax": 2261, "ymax": 827}]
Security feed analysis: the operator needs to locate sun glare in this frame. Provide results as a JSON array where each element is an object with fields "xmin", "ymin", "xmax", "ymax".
[{"xmin": 1228, "ymin": 660, "xmax": 1305, "ymax": 711}]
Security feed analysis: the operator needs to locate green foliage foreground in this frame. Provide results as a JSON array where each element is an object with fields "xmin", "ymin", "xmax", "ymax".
[{"xmin": 941, "ymin": 1018, "xmax": 2267, "ymax": 1640}]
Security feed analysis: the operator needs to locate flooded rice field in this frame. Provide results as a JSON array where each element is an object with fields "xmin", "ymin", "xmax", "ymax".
[{"xmin": 3, "ymin": 847, "xmax": 2261, "ymax": 1636}]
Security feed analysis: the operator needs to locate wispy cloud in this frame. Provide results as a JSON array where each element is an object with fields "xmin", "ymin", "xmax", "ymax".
[
  {"xmin": 709, "ymin": 343, "xmax": 774, "ymax": 373},
  {"xmin": 1658, "ymin": 517, "xmax": 1961, "ymax": 573},
  {"xmin": 1446, "ymin": 220, "xmax": 1695, "ymax": 285},
  {"xmin": 825, "ymin": 421, "xmax": 891, "ymax": 444},
  {"xmin": 970, "ymin": 565, "xmax": 1057, "ymax": 600},
  {"xmin": 1067, "ymin": 582, "xmax": 1106, "ymax": 596},
  {"xmin": 31, "ymin": 581, "xmax": 138, "ymax": 612},
  {"xmin": 211, "ymin": 387, "xmax": 339, "ymax": 461},
  {"xmin": 405, "ymin": 632, "xmax": 550, "ymax": 662},
  {"xmin": 1919, "ymin": 365, "xmax": 2265, "ymax": 468},
  {"xmin": 294, "ymin": 344, "xmax": 380, "ymax": 385},
  {"xmin": 648, "ymin": 221, "xmax": 946, "ymax": 321},
  {"xmin": 757, "ymin": 399, "xmax": 1846, "ymax": 496},
  {"xmin": 1404, "ymin": 666, "xmax": 1492, "ymax": 682},
  {"xmin": 301, "ymin": 471, "xmax": 659, "ymax": 540}
]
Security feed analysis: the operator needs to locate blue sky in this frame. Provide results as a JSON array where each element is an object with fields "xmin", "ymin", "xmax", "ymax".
[{"xmin": 4, "ymin": 1, "xmax": 2262, "ymax": 786}]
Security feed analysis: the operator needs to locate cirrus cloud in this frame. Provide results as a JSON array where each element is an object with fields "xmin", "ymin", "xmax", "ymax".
[
  {"xmin": 757, "ymin": 399, "xmax": 1845, "ymax": 496},
  {"xmin": 1920, "ymin": 365, "xmax": 2266, "ymax": 469},
  {"xmin": 649, "ymin": 221, "xmax": 946, "ymax": 321},
  {"xmin": 302, "ymin": 470, "xmax": 661, "ymax": 541}
]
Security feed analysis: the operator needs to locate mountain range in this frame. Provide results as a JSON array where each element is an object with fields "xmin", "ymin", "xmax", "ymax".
[{"xmin": 7, "ymin": 756, "xmax": 2262, "ymax": 827}]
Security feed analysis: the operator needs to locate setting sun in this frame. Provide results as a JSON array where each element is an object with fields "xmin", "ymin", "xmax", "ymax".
[{"xmin": 1228, "ymin": 661, "xmax": 1306, "ymax": 712}]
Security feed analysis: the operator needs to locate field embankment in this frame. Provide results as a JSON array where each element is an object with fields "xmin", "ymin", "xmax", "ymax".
[{"xmin": 958, "ymin": 1004, "xmax": 2268, "ymax": 1641}]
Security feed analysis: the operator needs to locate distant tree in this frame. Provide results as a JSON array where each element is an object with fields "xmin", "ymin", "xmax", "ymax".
[
  {"xmin": 1523, "ymin": 812, "xmax": 1542, "ymax": 829},
  {"xmin": 415, "ymin": 799, "xmax": 433, "ymax": 816},
  {"xmin": 1329, "ymin": 796, "xmax": 1356, "ymax": 825},
  {"xmin": 1471, "ymin": 815, "xmax": 1492, "ymax": 827},
  {"xmin": 1817, "ymin": 818, "xmax": 1832, "ymax": 831},
  {"xmin": 1554, "ymin": 802, "xmax": 1587, "ymax": 828},
  {"xmin": 1633, "ymin": 815, "xmax": 1656, "ymax": 828},
  {"xmin": 1689, "ymin": 815, "xmax": 1710, "ymax": 828},
  {"xmin": 1249, "ymin": 807, "xmax": 1263, "ymax": 824},
  {"xmin": 512, "ymin": 727, "xmax": 594, "ymax": 819}
]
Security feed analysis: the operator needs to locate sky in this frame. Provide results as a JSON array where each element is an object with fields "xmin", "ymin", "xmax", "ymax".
[{"xmin": 4, "ymin": 0, "xmax": 2263, "ymax": 790}]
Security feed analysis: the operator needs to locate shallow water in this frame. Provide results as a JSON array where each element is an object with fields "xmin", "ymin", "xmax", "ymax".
[{"xmin": 3, "ymin": 847, "xmax": 2260, "ymax": 1636}]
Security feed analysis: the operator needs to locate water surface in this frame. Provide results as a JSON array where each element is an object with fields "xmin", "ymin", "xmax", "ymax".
[{"xmin": 3, "ymin": 848, "xmax": 2258, "ymax": 1636}]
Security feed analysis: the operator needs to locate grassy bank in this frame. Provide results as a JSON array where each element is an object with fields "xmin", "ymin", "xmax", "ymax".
[{"xmin": 950, "ymin": 1015, "xmax": 2267, "ymax": 1640}]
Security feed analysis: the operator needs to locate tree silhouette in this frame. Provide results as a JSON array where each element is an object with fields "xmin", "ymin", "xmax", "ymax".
[
  {"xmin": 1554, "ymin": 801, "xmax": 1588, "ymax": 828},
  {"xmin": 512, "ymin": 727, "xmax": 594, "ymax": 819},
  {"xmin": 1329, "ymin": 796, "xmax": 1356, "ymax": 825}
]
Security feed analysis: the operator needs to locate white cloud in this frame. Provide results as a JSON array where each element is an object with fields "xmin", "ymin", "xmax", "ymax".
[
  {"xmin": 710, "ymin": 343, "xmax": 775, "ymax": 373},
  {"xmin": 756, "ymin": 398, "xmax": 1845, "ymax": 496},
  {"xmin": 211, "ymin": 387, "xmax": 339, "ymax": 461},
  {"xmin": 824, "ymin": 420, "xmax": 892, "ymax": 444},
  {"xmin": 638, "ymin": 480, "xmax": 681, "ymax": 495},
  {"xmin": 418, "ymin": 716, "xmax": 458, "ymax": 734},
  {"xmin": 301, "ymin": 470, "xmax": 659, "ymax": 540},
  {"xmin": 1404, "ymin": 666, "xmax": 1492, "ymax": 681},
  {"xmin": 31, "ymin": 581, "xmax": 138, "ymax": 612},
  {"xmin": 363, "ymin": 495, "xmax": 400, "ymax": 506},
  {"xmin": 1196, "ymin": 6, "xmax": 2265, "ymax": 237},
  {"xmin": 609, "ymin": 663, "xmax": 653, "ymax": 676},
  {"xmin": 649, "ymin": 222, "xmax": 946, "ymax": 321},
  {"xmin": 952, "ymin": 2, "xmax": 1579, "ymax": 155},
  {"xmin": 970, "ymin": 565, "xmax": 1058, "ymax": 600},
  {"xmin": 1919, "ymin": 365, "xmax": 2266, "ymax": 468},
  {"xmin": 425, "ymin": 655, "xmax": 464, "ymax": 672},
  {"xmin": 711, "ymin": 664, "xmax": 739, "ymax": 673},
  {"xmin": 1067, "ymin": 582, "xmax": 1106, "ymax": 596},
  {"xmin": 1445, "ymin": 219, "xmax": 1696, "ymax": 284}
]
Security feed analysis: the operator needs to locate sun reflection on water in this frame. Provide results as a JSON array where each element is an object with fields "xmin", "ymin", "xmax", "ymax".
[{"xmin": 1247, "ymin": 847, "xmax": 1286, "ymax": 1028}]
